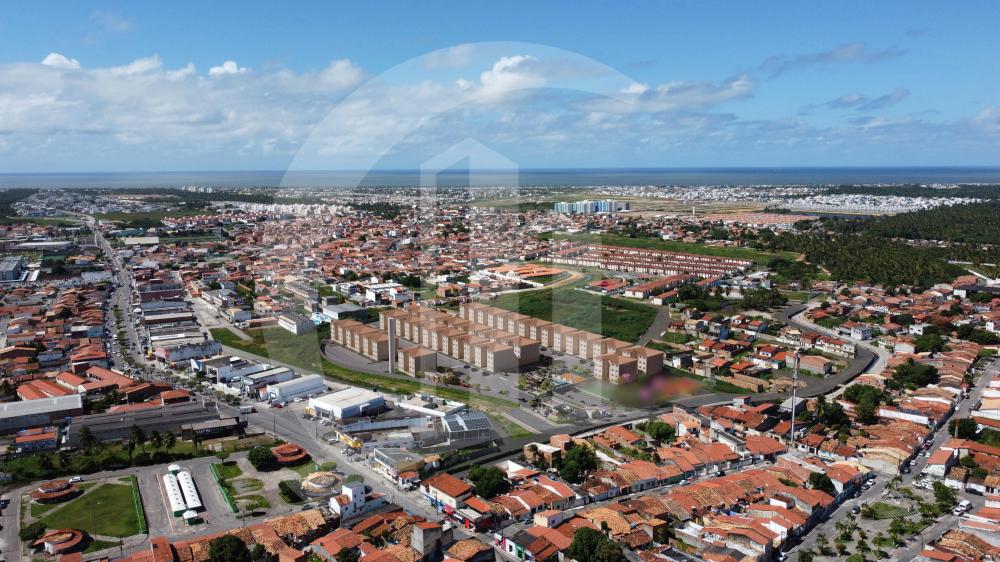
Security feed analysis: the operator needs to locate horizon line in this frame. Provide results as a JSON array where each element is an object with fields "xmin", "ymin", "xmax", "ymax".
[{"xmin": 4, "ymin": 165, "xmax": 1000, "ymax": 176}]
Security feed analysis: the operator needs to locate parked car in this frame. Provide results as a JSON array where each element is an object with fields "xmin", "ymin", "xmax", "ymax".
[{"xmin": 68, "ymin": 476, "xmax": 82, "ymax": 483}]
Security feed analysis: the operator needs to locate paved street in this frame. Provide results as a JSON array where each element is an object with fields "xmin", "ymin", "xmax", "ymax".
[{"xmin": 785, "ymin": 357, "xmax": 998, "ymax": 559}]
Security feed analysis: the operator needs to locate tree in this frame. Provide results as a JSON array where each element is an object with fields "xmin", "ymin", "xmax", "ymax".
[
  {"xmin": 816, "ymin": 533, "xmax": 832, "ymax": 555},
  {"xmin": 150, "ymin": 430, "xmax": 163, "ymax": 450},
  {"xmin": 130, "ymin": 425, "xmax": 147, "ymax": 453},
  {"xmin": 248, "ymin": 544, "xmax": 267, "ymax": 562},
  {"xmin": 164, "ymin": 432, "xmax": 177, "ymax": 449},
  {"xmin": 797, "ymin": 550, "xmax": 816, "ymax": 562},
  {"xmin": 468, "ymin": 465, "xmax": 509, "ymax": 499},
  {"xmin": 643, "ymin": 420, "xmax": 676, "ymax": 443},
  {"xmin": 559, "ymin": 444, "xmax": 599, "ymax": 484},
  {"xmin": 20, "ymin": 521, "xmax": 47, "ymax": 542},
  {"xmin": 248, "ymin": 446, "xmax": 278, "ymax": 471},
  {"xmin": 914, "ymin": 333, "xmax": 946, "ymax": 353},
  {"xmin": 208, "ymin": 535, "xmax": 251, "ymax": 562},
  {"xmin": 567, "ymin": 528, "xmax": 625, "ymax": 562},
  {"xmin": 808, "ymin": 472, "xmax": 836, "ymax": 497},
  {"xmin": 855, "ymin": 401, "xmax": 879, "ymax": 425},
  {"xmin": 337, "ymin": 549, "xmax": 360, "ymax": 562},
  {"xmin": 949, "ymin": 418, "xmax": 978, "ymax": 439},
  {"xmin": 815, "ymin": 402, "xmax": 850, "ymax": 428},
  {"xmin": 79, "ymin": 426, "xmax": 98, "ymax": 451},
  {"xmin": 932, "ymin": 481, "xmax": 957, "ymax": 509},
  {"xmin": 887, "ymin": 360, "xmax": 939, "ymax": 391}
]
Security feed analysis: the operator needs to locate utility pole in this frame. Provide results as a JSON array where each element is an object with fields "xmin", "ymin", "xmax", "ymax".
[{"xmin": 789, "ymin": 348, "xmax": 800, "ymax": 450}]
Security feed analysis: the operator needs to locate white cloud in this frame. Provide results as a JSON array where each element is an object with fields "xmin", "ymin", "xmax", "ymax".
[
  {"xmin": 622, "ymin": 82, "xmax": 649, "ymax": 95},
  {"xmin": 423, "ymin": 44, "xmax": 475, "ymax": 69},
  {"xmin": 208, "ymin": 60, "xmax": 248, "ymax": 76},
  {"xmin": 476, "ymin": 55, "xmax": 545, "ymax": 98},
  {"xmin": 41, "ymin": 53, "xmax": 80, "ymax": 69},
  {"xmin": 315, "ymin": 59, "xmax": 364, "ymax": 90},
  {"xmin": 110, "ymin": 55, "xmax": 162, "ymax": 76},
  {"xmin": 2, "ymin": 47, "xmax": 997, "ymax": 170}
]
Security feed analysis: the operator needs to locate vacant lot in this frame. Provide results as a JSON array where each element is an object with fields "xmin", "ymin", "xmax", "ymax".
[
  {"xmin": 491, "ymin": 287, "xmax": 657, "ymax": 342},
  {"xmin": 40, "ymin": 483, "xmax": 144, "ymax": 537},
  {"xmin": 211, "ymin": 326, "xmax": 517, "ymax": 409}
]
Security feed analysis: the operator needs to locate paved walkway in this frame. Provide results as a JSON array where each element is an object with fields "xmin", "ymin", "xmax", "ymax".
[{"xmin": 638, "ymin": 306, "xmax": 672, "ymax": 345}]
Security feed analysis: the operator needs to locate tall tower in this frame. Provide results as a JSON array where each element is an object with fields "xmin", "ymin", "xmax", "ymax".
[
  {"xmin": 387, "ymin": 318, "xmax": 397, "ymax": 374},
  {"xmin": 789, "ymin": 348, "xmax": 800, "ymax": 449}
]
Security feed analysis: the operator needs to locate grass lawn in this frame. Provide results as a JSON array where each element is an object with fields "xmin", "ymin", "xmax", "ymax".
[
  {"xmin": 236, "ymin": 494, "xmax": 271, "ymax": 510},
  {"xmin": 707, "ymin": 378, "xmax": 749, "ymax": 394},
  {"xmin": 864, "ymin": 501, "xmax": 910, "ymax": 520},
  {"xmin": 212, "ymin": 461, "xmax": 243, "ymax": 480},
  {"xmin": 539, "ymin": 232, "xmax": 795, "ymax": 264},
  {"xmin": 287, "ymin": 462, "xmax": 321, "ymax": 479},
  {"xmin": 30, "ymin": 502, "xmax": 59, "ymax": 517},
  {"xmin": 659, "ymin": 331, "xmax": 692, "ymax": 344},
  {"xmin": 85, "ymin": 539, "xmax": 122, "ymax": 554},
  {"xmin": 491, "ymin": 287, "xmax": 657, "ymax": 342},
  {"xmin": 279, "ymin": 480, "xmax": 305, "ymax": 505},
  {"xmin": 779, "ymin": 290, "xmax": 812, "ymax": 301},
  {"xmin": 231, "ymin": 478, "xmax": 264, "ymax": 493},
  {"xmin": 486, "ymin": 412, "xmax": 535, "ymax": 438},
  {"xmin": 0, "ymin": 216, "xmax": 80, "ymax": 226},
  {"xmin": 40, "ymin": 484, "xmax": 144, "ymax": 538},
  {"xmin": 210, "ymin": 326, "xmax": 518, "ymax": 409}
]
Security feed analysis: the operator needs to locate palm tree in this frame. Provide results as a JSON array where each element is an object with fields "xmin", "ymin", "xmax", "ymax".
[
  {"xmin": 58, "ymin": 449, "xmax": 71, "ymax": 469},
  {"xmin": 150, "ymin": 430, "xmax": 163, "ymax": 450},
  {"xmin": 129, "ymin": 425, "xmax": 147, "ymax": 453},
  {"xmin": 80, "ymin": 427, "xmax": 98, "ymax": 451}
]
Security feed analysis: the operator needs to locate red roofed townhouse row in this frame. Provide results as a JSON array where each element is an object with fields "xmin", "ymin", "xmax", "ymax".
[{"xmin": 547, "ymin": 243, "xmax": 753, "ymax": 277}]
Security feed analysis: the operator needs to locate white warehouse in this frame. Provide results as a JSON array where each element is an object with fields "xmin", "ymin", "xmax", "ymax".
[
  {"xmin": 163, "ymin": 473, "xmax": 186, "ymax": 517},
  {"xmin": 308, "ymin": 386, "xmax": 385, "ymax": 420},
  {"xmin": 265, "ymin": 374, "xmax": 326, "ymax": 403},
  {"xmin": 177, "ymin": 470, "xmax": 202, "ymax": 512}
]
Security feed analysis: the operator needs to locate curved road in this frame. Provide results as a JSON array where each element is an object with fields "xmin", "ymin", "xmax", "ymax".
[{"xmin": 672, "ymin": 303, "xmax": 880, "ymax": 408}]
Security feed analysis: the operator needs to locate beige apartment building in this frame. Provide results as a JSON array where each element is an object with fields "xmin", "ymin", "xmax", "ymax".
[{"xmin": 398, "ymin": 346, "xmax": 437, "ymax": 377}]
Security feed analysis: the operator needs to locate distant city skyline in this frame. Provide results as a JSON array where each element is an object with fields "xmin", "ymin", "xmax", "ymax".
[{"xmin": 1, "ymin": 1, "xmax": 998, "ymax": 172}]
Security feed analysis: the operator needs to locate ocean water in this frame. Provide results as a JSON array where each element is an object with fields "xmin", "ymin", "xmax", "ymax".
[{"xmin": 1, "ymin": 167, "xmax": 1000, "ymax": 189}]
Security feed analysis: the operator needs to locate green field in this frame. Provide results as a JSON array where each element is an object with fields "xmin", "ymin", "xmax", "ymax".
[
  {"xmin": 0, "ymin": 216, "xmax": 80, "ymax": 226},
  {"xmin": 863, "ymin": 501, "xmax": 911, "ymax": 520},
  {"xmin": 213, "ymin": 461, "xmax": 243, "ymax": 480},
  {"xmin": 40, "ymin": 483, "xmax": 144, "ymax": 538},
  {"xmin": 540, "ymin": 232, "xmax": 796, "ymax": 264},
  {"xmin": 210, "ymin": 326, "xmax": 518, "ymax": 409},
  {"xmin": 491, "ymin": 287, "xmax": 657, "ymax": 342}
]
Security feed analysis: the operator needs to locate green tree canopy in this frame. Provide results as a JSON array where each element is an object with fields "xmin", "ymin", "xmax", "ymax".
[
  {"xmin": 567, "ymin": 528, "xmax": 626, "ymax": 562},
  {"xmin": 887, "ymin": 360, "xmax": 939, "ymax": 391},
  {"xmin": 643, "ymin": 420, "xmax": 676, "ymax": 443},
  {"xmin": 209, "ymin": 535, "xmax": 251, "ymax": 562},
  {"xmin": 559, "ymin": 444, "xmax": 599, "ymax": 484},
  {"xmin": 468, "ymin": 465, "xmax": 509, "ymax": 499},
  {"xmin": 247, "ymin": 446, "xmax": 277, "ymax": 471},
  {"xmin": 808, "ymin": 472, "xmax": 837, "ymax": 497},
  {"xmin": 949, "ymin": 418, "xmax": 978, "ymax": 440}
]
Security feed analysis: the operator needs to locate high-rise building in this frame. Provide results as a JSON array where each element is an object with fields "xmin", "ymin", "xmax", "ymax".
[{"xmin": 552, "ymin": 200, "xmax": 628, "ymax": 215}]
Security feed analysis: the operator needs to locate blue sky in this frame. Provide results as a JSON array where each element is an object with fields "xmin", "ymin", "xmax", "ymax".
[{"xmin": 0, "ymin": 1, "xmax": 998, "ymax": 172}]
